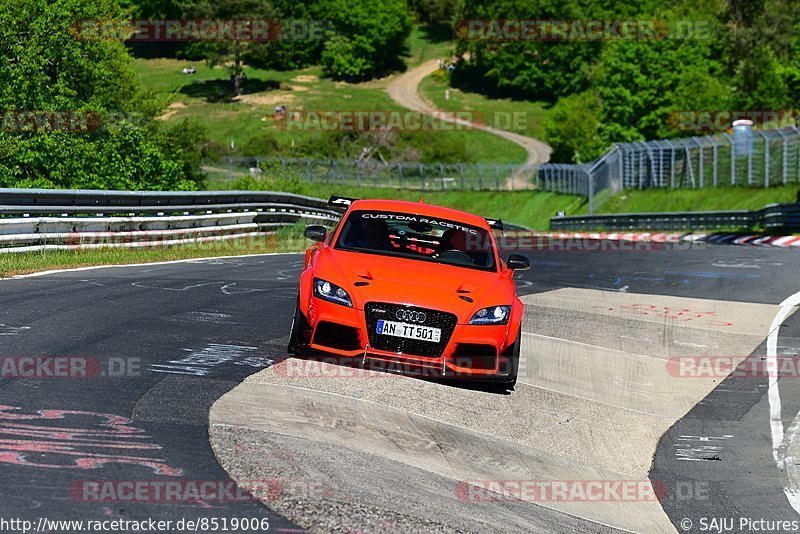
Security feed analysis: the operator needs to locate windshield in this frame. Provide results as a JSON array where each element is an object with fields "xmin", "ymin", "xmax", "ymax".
[{"xmin": 335, "ymin": 210, "xmax": 496, "ymax": 271}]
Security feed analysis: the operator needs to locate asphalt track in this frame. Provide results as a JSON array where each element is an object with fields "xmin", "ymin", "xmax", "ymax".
[{"xmin": 0, "ymin": 243, "xmax": 798, "ymax": 533}]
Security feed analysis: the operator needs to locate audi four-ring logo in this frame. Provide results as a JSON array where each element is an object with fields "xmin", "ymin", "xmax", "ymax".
[{"xmin": 396, "ymin": 309, "xmax": 426, "ymax": 323}]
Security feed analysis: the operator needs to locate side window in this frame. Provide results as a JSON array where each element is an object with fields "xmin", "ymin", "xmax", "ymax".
[{"xmin": 326, "ymin": 222, "xmax": 339, "ymax": 245}]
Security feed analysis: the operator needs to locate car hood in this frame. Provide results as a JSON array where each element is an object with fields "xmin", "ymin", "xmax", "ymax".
[{"xmin": 318, "ymin": 249, "xmax": 514, "ymax": 322}]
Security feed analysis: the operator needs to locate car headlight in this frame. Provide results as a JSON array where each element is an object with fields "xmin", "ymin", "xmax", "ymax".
[
  {"xmin": 313, "ymin": 278, "xmax": 353, "ymax": 307},
  {"xmin": 469, "ymin": 305, "xmax": 511, "ymax": 325}
]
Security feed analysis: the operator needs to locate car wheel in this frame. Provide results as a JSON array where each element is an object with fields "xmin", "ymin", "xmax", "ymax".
[
  {"xmin": 501, "ymin": 330, "xmax": 521, "ymax": 389},
  {"xmin": 287, "ymin": 297, "xmax": 310, "ymax": 355}
]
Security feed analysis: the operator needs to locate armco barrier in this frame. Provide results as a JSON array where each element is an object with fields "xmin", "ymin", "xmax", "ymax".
[
  {"xmin": 550, "ymin": 203, "xmax": 800, "ymax": 232},
  {"xmin": 0, "ymin": 188, "xmax": 340, "ymax": 252}
]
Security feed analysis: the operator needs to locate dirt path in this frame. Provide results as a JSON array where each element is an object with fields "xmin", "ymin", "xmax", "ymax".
[{"xmin": 387, "ymin": 60, "xmax": 552, "ymax": 189}]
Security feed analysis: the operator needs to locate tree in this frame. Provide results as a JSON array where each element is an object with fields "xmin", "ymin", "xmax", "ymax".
[
  {"xmin": 720, "ymin": 0, "xmax": 796, "ymax": 108},
  {"xmin": 317, "ymin": 0, "xmax": 412, "ymax": 80},
  {"xmin": 180, "ymin": 0, "xmax": 279, "ymax": 96},
  {"xmin": 0, "ymin": 0, "xmax": 199, "ymax": 190},
  {"xmin": 0, "ymin": 0, "xmax": 141, "ymax": 112},
  {"xmin": 593, "ymin": 35, "xmax": 729, "ymax": 143},
  {"xmin": 543, "ymin": 92, "xmax": 607, "ymax": 163}
]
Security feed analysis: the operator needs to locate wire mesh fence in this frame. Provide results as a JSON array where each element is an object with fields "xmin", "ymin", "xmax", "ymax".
[
  {"xmin": 543, "ymin": 127, "xmax": 800, "ymax": 212},
  {"xmin": 205, "ymin": 127, "xmax": 800, "ymax": 214},
  {"xmin": 617, "ymin": 128, "xmax": 800, "ymax": 189},
  {"xmin": 206, "ymin": 157, "xmax": 540, "ymax": 192}
]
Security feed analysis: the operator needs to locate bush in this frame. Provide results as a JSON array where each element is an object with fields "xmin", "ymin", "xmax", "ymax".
[
  {"xmin": 0, "ymin": 127, "xmax": 192, "ymax": 190},
  {"xmin": 543, "ymin": 92, "xmax": 607, "ymax": 163},
  {"xmin": 318, "ymin": 0, "xmax": 412, "ymax": 80},
  {"xmin": 0, "ymin": 0, "xmax": 206, "ymax": 190}
]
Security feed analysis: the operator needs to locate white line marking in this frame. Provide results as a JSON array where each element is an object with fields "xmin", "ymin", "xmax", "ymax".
[
  {"xmin": 149, "ymin": 343, "xmax": 262, "ymax": 376},
  {"xmin": 768, "ymin": 290, "xmax": 800, "ymax": 466},
  {"xmin": 0, "ymin": 324, "xmax": 31, "ymax": 336},
  {"xmin": 711, "ymin": 262, "xmax": 761, "ymax": 269}
]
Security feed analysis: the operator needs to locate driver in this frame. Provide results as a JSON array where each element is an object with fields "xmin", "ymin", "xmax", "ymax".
[
  {"xmin": 353, "ymin": 218, "xmax": 392, "ymax": 251},
  {"xmin": 435, "ymin": 228, "xmax": 468, "ymax": 254}
]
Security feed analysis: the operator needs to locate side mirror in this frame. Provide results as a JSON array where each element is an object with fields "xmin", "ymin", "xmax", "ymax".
[
  {"xmin": 304, "ymin": 225, "xmax": 327, "ymax": 243},
  {"xmin": 506, "ymin": 254, "xmax": 530, "ymax": 271}
]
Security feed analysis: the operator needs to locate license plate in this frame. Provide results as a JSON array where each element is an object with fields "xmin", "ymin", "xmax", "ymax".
[{"xmin": 376, "ymin": 320, "xmax": 441, "ymax": 343}]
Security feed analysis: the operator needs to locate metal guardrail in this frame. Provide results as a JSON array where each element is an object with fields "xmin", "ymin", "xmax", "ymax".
[
  {"xmin": 0, "ymin": 188, "xmax": 341, "ymax": 252},
  {"xmin": 550, "ymin": 203, "xmax": 800, "ymax": 232},
  {"xmin": 211, "ymin": 127, "xmax": 800, "ymax": 215},
  {"xmin": 0, "ymin": 188, "xmax": 534, "ymax": 253},
  {"xmin": 761, "ymin": 203, "xmax": 800, "ymax": 231}
]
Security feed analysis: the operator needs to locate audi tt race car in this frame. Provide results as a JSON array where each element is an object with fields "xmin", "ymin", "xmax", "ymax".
[{"xmin": 288, "ymin": 196, "xmax": 530, "ymax": 387}]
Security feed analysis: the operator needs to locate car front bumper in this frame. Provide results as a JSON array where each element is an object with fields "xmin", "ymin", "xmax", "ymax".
[{"xmin": 304, "ymin": 297, "xmax": 516, "ymax": 380}]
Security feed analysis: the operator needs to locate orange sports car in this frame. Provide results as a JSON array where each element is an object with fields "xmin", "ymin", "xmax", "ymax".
[{"xmin": 287, "ymin": 196, "xmax": 530, "ymax": 387}]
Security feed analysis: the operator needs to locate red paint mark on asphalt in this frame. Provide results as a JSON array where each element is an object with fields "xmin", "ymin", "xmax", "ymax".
[
  {"xmin": 0, "ymin": 405, "xmax": 182, "ymax": 476},
  {"xmin": 594, "ymin": 304, "xmax": 732, "ymax": 326}
]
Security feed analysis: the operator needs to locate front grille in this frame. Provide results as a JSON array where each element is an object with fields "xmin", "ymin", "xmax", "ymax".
[
  {"xmin": 313, "ymin": 322, "xmax": 362, "ymax": 351},
  {"xmin": 452, "ymin": 343, "xmax": 497, "ymax": 370},
  {"xmin": 365, "ymin": 302, "xmax": 457, "ymax": 358}
]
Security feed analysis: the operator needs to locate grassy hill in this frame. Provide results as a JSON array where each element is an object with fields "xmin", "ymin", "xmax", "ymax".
[{"xmin": 133, "ymin": 24, "xmax": 527, "ymax": 169}]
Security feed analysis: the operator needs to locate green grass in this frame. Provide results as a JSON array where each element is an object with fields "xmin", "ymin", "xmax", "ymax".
[
  {"xmin": 0, "ymin": 225, "xmax": 309, "ymax": 278},
  {"xmin": 226, "ymin": 177, "xmax": 588, "ymax": 230},
  {"xmin": 599, "ymin": 185, "xmax": 799, "ymax": 214},
  {"xmin": 135, "ymin": 56, "xmax": 526, "ymax": 165},
  {"xmin": 418, "ymin": 74, "xmax": 548, "ymax": 139},
  {"xmin": 404, "ymin": 25, "xmax": 454, "ymax": 67},
  {"xmin": 321, "ymin": 187, "xmax": 587, "ymax": 230},
  {"xmin": 232, "ymin": 177, "xmax": 799, "ymax": 231},
  {"xmin": 6, "ymin": 186, "xmax": 796, "ymax": 278}
]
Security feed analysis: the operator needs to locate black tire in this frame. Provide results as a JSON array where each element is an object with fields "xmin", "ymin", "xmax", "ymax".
[
  {"xmin": 500, "ymin": 330, "xmax": 521, "ymax": 389},
  {"xmin": 287, "ymin": 297, "xmax": 310, "ymax": 355}
]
